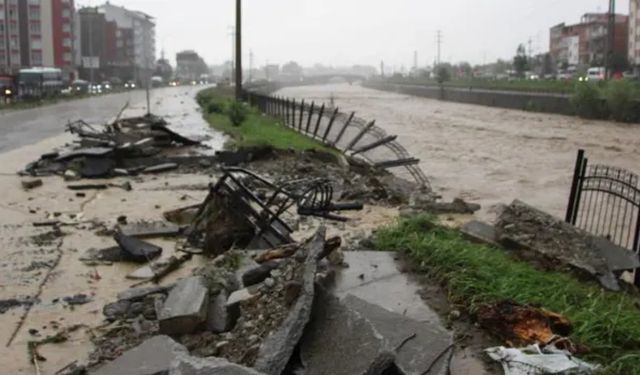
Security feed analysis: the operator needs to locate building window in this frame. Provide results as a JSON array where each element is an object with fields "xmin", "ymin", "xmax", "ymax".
[
  {"xmin": 62, "ymin": 23, "xmax": 71, "ymax": 33},
  {"xmin": 29, "ymin": 8, "xmax": 39, "ymax": 20},
  {"xmin": 63, "ymin": 52, "xmax": 71, "ymax": 61},
  {"xmin": 29, "ymin": 21, "xmax": 40, "ymax": 34},
  {"xmin": 62, "ymin": 9, "xmax": 70, "ymax": 18},
  {"xmin": 63, "ymin": 38, "xmax": 71, "ymax": 47},
  {"xmin": 31, "ymin": 50, "xmax": 42, "ymax": 66}
]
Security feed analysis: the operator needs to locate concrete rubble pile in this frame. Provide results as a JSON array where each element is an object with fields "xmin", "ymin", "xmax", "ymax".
[{"xmin": 22, "ymin": 114, "xmax": 206, "ymax": 179}]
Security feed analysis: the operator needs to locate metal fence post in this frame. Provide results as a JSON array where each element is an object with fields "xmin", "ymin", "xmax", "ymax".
[
  {"xmin": 322, "ymin": 107, "xmax": 340, "ymax": 143},
  {"xmin": 305, "ymin": 102, "xmax": 315, "ymax": 134},
  {"xmin": 312, "ymin": 103, "xmax": 325, "ymax": 139},
  {"xmin": 565, "ymin": 149, "xmax": 585, "ymax": 223},
  {"xmin": 298, "ymin": 99, "xmax": 305, "ymax": 131},
  {"xmin": 331, "ymin": 112, "xmax": 355, "ymax": 147}
]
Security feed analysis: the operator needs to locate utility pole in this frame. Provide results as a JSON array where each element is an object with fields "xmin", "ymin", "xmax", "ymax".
[
  {"xmin": 235, "ymin": 0, "xmax": 242, "ymax": 100},
  {"xmin": 228, "ymin": 26, "xmax": 235, "ymax": 85},
  {"xmin": 436, "ymin": 30, "xmax": 442, "ymax": 66},
  {"xmin": 249, "ymin": 49, "xmax": 253, "ymax": 82},
  {"xmin": 413, "ymin": 50, "xmax": 418, "ymax": 72},
  {"xmin": 605, "ymin": 0, "xmax": 616, "ymax": 79},
  {"xmin": 380, "ymin": 60, "xmax": 385, "ymax": 77}
]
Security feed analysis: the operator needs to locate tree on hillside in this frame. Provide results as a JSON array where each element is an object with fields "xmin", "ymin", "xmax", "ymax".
[{"xmin": 513, "ymin": 44, "xmax": 529, "ymax": 78}]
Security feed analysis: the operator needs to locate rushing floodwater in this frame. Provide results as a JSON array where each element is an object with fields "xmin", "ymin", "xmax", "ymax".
[{"xmin": 278, "ymin": 83, "xmax": 640, "ymax": 221}]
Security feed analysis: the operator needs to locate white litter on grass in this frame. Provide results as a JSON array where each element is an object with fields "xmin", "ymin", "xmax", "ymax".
[{"xmin": 485, "ymin": 344, "xmax": 599, "ymax": 375}]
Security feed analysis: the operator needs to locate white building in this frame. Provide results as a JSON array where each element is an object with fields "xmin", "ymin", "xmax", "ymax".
[
  {"xmin": 631, "ymin": 0, "xmax": 640, "ymax": 73},
  {"xmin": 99, "ymin": 2, "xmax": 155, "ymax": 80}
]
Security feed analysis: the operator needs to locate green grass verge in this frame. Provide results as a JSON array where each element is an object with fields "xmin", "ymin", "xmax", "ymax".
[
  {"xmin": 374, "ymin": 214, "xmax": 640, "ymax": 374},
  {"xmin": 197, "ymin": 87, "xmax": 336, "ymax": 153}
]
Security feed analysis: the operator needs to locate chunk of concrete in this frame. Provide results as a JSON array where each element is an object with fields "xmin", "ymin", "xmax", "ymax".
[
  {"xmin": 22, "ymin": 179, "xmax": 43, "ymax": 190},
  {"xmin": 92, "ymin": 335, "xmax": 263, "ymax": 375},
  {"xmin": 496, "ymin": 200, "xmax": 622, "ymax": 290},
  {"xmin": 225, "ymin": 286, "xmax": 260, "ymax": 307},
  {"xmin": 113, "ymin": 233, "xmax": 162, "ymax": 263},
  {"xmin": 207, "ymin": 291, "xmax": 238, "ymax": 333},
  {"xmin": 460, "ymin": 220, "xmax": 498, "ymax": 247},
  {"xmin": 241, "ymin": 260, "xmax": 280, "ymax": 287},
  {"xmin": 344, "ymin": 295, "xmax": 453, "ymax": 375},
  {"xmin": 117, "ymin": 285, "xmax": 170, "ymax": 301},
  {"xmin": 300, "ymin": 290, "xmax": 395, "ymax": 375},
  {"xmin": 118, "ymin": 221, "xmax": 181, "ymax": 239},
  {"xmin": 158, "ymin": 276, "xmax": 209, "ymax": 335},
  {"xmin": 143, "ymin": 162, "xmax": 178, "ymax": 174}
]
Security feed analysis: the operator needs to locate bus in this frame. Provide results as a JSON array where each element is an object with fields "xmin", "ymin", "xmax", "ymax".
[{"xmin": 18, "ymin": 68, "xmax": 64, "ymax": 98}]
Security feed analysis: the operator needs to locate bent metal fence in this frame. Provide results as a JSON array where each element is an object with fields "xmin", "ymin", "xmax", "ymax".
[
  {"xmin": 565, "ymin": 149, "xmax": 640, "ymax": 282},
  {"xmin": 243, "ymin": 90, "xmax": 430, "ymax": 189}
]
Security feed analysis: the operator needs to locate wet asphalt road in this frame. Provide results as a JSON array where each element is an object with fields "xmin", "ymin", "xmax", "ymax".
[{"xmin": 0, "ymin": 86, "xmax": 202, "ymax": 154}]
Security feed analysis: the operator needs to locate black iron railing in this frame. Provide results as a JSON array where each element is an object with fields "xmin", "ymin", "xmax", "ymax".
[{"xmin": 243, "ymin": 90, "xmax": 430, "ymax": 189}]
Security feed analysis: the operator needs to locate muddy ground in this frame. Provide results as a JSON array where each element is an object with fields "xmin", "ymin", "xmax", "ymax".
[
  {"xmin": 0, "ymin": 96, "xmax": 400, "ymax": 374},
  {"xmin": 278, "ymin": 83, "xmax": 640, "ymax": 221}
]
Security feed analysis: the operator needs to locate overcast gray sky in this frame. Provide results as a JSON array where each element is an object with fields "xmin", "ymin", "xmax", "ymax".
[{"xmin": 98, "ymin": 0, "xmax": 630, "ymax": 68}]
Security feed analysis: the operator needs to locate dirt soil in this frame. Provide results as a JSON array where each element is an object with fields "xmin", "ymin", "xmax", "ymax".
[{"xmin": 278, "ymin": 83, "xmax": 640, "ymax": 222}]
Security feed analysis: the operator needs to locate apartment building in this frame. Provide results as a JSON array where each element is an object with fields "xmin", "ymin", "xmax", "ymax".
[
  {"xmin": 630, "ymin": 0, "xmax": 640, "ymax": 73},
  {"xmin": 0, "ymin": 0, "xmax": 75, "ymax": 79}
]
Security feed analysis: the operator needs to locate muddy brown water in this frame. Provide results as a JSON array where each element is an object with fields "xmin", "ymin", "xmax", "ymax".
[{"xmin": 278, "ymin": 83, "xmax": 640, "ymax": 221}]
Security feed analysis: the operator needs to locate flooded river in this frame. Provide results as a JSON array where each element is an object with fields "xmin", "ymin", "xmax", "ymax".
[{"xmin": 278, "ymin": 83, "xmax": 640, "ymax": 220}]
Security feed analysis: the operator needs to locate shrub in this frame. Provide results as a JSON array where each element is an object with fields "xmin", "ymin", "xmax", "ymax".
[
  {"xmin": 571, "ymin": 82, "xmax": 604, "ymax": 119},
  {"xmin": 606, "ymin": 80, "xmax": 639, "ymax": 123},
  {"xmin": 228, "ymin": 100, "xmax": 247, "ymax": 127},
  {"xmin": 207, "ymin": 101, "xmax": 225, "ymax": 114}
]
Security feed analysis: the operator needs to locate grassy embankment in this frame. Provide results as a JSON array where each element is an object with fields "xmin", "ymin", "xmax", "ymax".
[
  {"xmin": 197, "ymin": 86, "xmax": 335, "ymax": 153},
  {"xmin": 374, "ymin": 214, "xmax": 640, "ymax": 375}
]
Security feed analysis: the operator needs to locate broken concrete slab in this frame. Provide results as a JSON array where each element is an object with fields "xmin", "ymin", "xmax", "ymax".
[
  {"xmin": 300, "ymin": 289, "xmax": 395, "ymax": 375},
  {"xmin": 591, "ymin": 236, "xmax": 640, "ymax": 272},
  {"xmin": 92, "ymin": 335, "xmax": 263, "ymax": 375},
  {"xmin": 226, "ymin": 286, "xmax": 260, "ymax": 307},
  {"xmin": 496, "ymin": 200, "xmax": 623, "ymax": 290},
  {"xmin": 118, "ymin": 221, "xmax": 181, "ymax": 238},
  {"xmin": 80, "ymin": 246, "xmax": 123, "ymax": 263},
  {"xmin": 332, "ymin": 251, "xmax": 443, "ymax": 324},
  {"xmin": 158, "ymin": 276, "xmax": 209, "ymax": 335},
  {"xmin": 56, "ymin": 147, "xmax": 113, "ymax": 161},
  {"xmin": 80, "ymin": 157, "xmax": 116, "ymax": 178},
  {"xmin": 113, "ymin": 233, "xmax": 162, "ymax": 263},
  {"xmin": 142, "ymin": 162, "xmax": 178, "ymax": 174},
  {"xmin": 253, "ymin": 228, "xmax": 325, "ymax": 375},
  {"xmin": 460, "ymin": 220, "xmax": 499, "ymax": 247},
  {"xmin": 345, "ymin": 294, "xmax": 453, "ymax": 375},
  {"xmin": 21, "ymin": 179, "xmax": 43, "ymax": 190}
]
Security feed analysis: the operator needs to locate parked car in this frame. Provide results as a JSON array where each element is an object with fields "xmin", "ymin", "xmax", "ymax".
[
  {"xmin": 0, "ymin": 75, "xmax": 16, "ymax": 100},
  {"xmin": 124, "ymin": 80, "xmax": 137, "ymax": 89},
  {"xmin": 101, "ymin": 81, "xmax": 113, "ymax": 91},
  {"xmin": 71, "ymin": 80, "xmax": 90, "ymax": 94}
]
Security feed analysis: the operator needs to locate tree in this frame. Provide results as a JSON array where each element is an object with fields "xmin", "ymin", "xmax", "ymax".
[
  {"xmin": 513, "ymin": 44, "xmax": 529, "ymax": 78},
  {"xmin": 611, "ymin": 52, "xmax": 629, "ymax": 74},
  {"xmin": 281, "ymin": 61, "xmax": 303, "ymax": 76},
  {"xmin": 436, "ymin": 64, "xmax": 451, "ymax": 84},
  {"xmin": 457, "ymin": 62, "xmax": 473, "ymax": 78}
]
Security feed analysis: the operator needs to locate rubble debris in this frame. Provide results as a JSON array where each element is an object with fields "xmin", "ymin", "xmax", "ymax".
[
  {"xmin": 253, "ymin": 227, "xmax": 326, "ymax": 375},
  {"xmin": 21, "ymin": 179, "xmax": 43, "ymax": 190},
  {"xmin": 92, "ymin": 335, "xmax": 263, "ymax": 375},
  {"xmin": 477, "ymin": 300, "xmax": 573, "ymax": 349},
  {"xmin": 66, "ymin": 183, "xmax": 108, "ymax": 191},
  {"xmin": 113, "ymin": 233, "xmax": 162, "ymax": 263},
  {"xmin": 241, "ymin": 261, "xmax": 281, "ymax": 287},
  {"xmin": 142, "ymin": 162, "xmax": 178, "ymax": 174},
  {"xmin": 207, "ymin": 292, "xmax": 237, "ymax": 333},
  {"xmin": 163, "ymin": 205, "xmax": 200, "ymax": 225},
  {"xmin": 190, "ymin": 168, "xmax": 362, "ymax": 256},
  {"xmin": 158, "ymin": 276, "xmax": 209, "ymax": 335},
  {"xmin": 103, "ymin": 292, "xmax": 167, "ymax": 322},
  {"xmin": 118, "ymin": 221, "xmax": 181, "ymax": 238},
  {"xmin": 129, "ymin": 254, "xmax": 193, "ymax": 286},
  {"xmin": 496, "ymin": 200, "xmax": 640, "ymax": 291},
  {"xmin": 0, "ymin": 298, "xmax": 36, "ymax": 314},
  {"xmin": 63, "ymin": 294, "xmax": 92, "ymax": 306},
  {"xmin": 80, "ymin": 157, "xmax": 116, "ymax": 178},
  {"xmin": 80, "ymin": 246, "xmax": 123, "ymax": 263},
  {"xmin": 485, "ymin": 345, "xmax": 598, "ymax": 375},
  {"xmin": 117, "ymin": 285, "xmax": 171, "ymax": 301},
  {"xmin": 226, "ymin": 286, "xmax": 260, "ymax": 307}
]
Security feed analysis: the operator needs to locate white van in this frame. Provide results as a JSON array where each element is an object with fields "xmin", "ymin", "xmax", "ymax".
[{"xmin": 586, "ymin": 67, "xmax": 605, "ymax": 81}]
